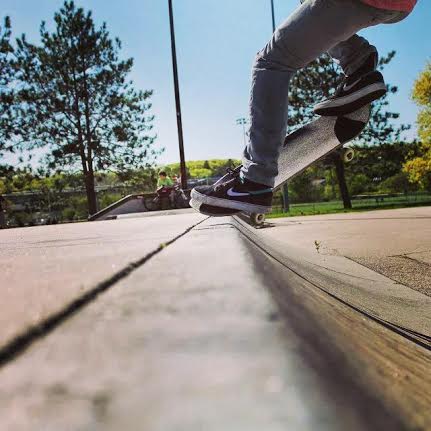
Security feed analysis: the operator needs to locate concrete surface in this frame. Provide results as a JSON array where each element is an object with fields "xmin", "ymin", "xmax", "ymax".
[
  {"xmin": 0, "ymin": 208, "xmax": 430, "ymax": 430},
  {"xmin": 0, "ymin": 217, "xmax": 422, "ymax": 431},
  {"xmin": 243, "ymin": 207, "xmax": 431, "ymax": 338},
  {"xmin": 268, "ymin": 206, "xmax": 431, "ymax": 296},
  {"xmin": 116, "ymin": 207, "xmax": 196, "ymax": 220},
  {"xmin": 0, "ymin": 210, "xmax": 204, "ymax": 350}
]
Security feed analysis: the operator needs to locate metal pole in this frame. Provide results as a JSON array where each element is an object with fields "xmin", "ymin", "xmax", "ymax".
[
  {"xmin": 236, "ymin": 118, "xmax": 248, "ymax": 148},
  {"xmin": 168, "ymin": 0, "xmax": 188, "ymax": 190},
  {"xmin": 271, "ymin": 0, "xmax": 290, "ymax": 212},
  {"xmin": 270, "ymin": 0, "xmax": 276, "ymax": 32}
]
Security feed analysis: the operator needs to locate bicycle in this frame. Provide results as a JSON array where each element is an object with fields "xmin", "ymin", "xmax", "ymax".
[{"xmin": 143, "ymin": 184, "xmax": 190, "ymax": 212}]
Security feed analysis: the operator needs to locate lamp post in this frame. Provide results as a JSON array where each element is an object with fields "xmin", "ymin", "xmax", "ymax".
[
  {"xmin": 168, "ymin": 0, "xmax": 187, "ymax": 189},
  {"xmin": 236, "ymin": 117, "xmax": 248, "ymax": 147},
  {"xmin": 270, "ymin": 0, "xmax": 276, "ymax": 32}
]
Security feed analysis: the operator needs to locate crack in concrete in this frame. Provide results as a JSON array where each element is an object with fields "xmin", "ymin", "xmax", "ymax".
[
  {"xmin": 349, "ymin": 255, "xmax": 431, "ymax": 299},
  {"xmin": 0, "ymin": 218, "xmax": 208, "ymax": 368},
  {"xmin": 194, "ymin": 223, "xmax": 235, "ymax": 231},
  {"xmin": 394, "ymin": 254, "xmax": 431, "ymax": 269},
  {"xmin": 388, "ymin": 248, "xmax": 431, "ymax": 258}
]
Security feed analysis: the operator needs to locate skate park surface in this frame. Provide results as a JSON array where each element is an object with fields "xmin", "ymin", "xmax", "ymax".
[{"xmin": 0, "ymin": 206, "xmax": 430, "ymax": 430}]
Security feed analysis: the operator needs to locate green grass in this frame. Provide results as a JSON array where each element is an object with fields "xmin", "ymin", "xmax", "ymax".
[{"xmin": 268, "ymin": 194, "xmax": 431, "ymax": 219}]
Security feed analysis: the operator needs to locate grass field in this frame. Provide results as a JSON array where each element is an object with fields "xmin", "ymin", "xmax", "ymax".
[{"xmin": 268, "ymin": 193, "xmax": 431, "ymax": 218}]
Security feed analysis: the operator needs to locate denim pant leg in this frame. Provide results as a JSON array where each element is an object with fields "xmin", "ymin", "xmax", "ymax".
[
  {"xmin": 329, "ymin": 6, "xmax": 410, "ymax": 76},
  {"xmin": 241, "ymin": 0, "xmax": 404, "ymax": 187},
  {"xmin": 328, "ymin": 35, "xmax": 377, "ymax": 76}
]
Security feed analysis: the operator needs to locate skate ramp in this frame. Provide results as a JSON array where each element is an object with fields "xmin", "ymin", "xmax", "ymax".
[{"xmin": 88, "ymin": 194, "xmax": 151, "ymax": 221}]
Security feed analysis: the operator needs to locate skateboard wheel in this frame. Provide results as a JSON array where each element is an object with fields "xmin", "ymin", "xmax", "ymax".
[
  {"xmin": 250, "ymin": 213, "xmax": 266, "ymax": 226},
  {"xmin": 343, "ymin": 148, "xmax": 355, "ymax": 163}
]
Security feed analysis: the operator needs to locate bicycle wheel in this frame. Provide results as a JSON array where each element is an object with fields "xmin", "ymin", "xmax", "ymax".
[
  {"xmin": 174, "ymin": 191, "xmax": 190, "ymax": 209},
  {"xmin": 143, "ymin": 196, "xmax": 161, "ymax": 211},
  {"xmin": 160, "ymin": 196, "xmax": 171, "ymax": 211}
]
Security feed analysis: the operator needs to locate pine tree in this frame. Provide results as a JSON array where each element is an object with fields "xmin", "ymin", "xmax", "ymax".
[
  {"xmin": 0, "ymin": 16, "xmax": 16, "ymax": 174},
  {"xmin": 15, "ymin": 1, "xmax": 159, "ymax": 214}
]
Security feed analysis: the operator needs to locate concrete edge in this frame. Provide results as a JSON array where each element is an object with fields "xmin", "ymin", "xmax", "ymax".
[
  {"xmin": 228, "ymin": 216, "xmax": 431, "ymax": 430},
  {"xmin": 232, "ymin": 215, "xmax": 431, "ymax": 343}
]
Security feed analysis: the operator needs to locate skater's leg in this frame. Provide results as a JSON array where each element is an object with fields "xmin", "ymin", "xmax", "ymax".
[
  {"xmin": 328, "ymin": 35, "xmax": 378, "ymax": 77},
  {"xmin": 243, "ymin": 0, "xmax": 407, "ymax": 187},
  {"xmin": 328, "ymin": 5, "xmax": 410, "ymax": 76},
  {"xmin": 191, "ymin": 1, "xmax": 412, "ymax": 214},
  {"xmin": 313, "ymin": 35, "xmax": 385, "ymax": 115},
  {"xmin": 314, "ymin": 9, "xmax": 411, "ymax": 116}
]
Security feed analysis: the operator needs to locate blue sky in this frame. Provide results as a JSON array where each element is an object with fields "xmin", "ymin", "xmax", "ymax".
[{"xmin": 2, "ymin": 0, "xmax": 430, "ymax": 167}]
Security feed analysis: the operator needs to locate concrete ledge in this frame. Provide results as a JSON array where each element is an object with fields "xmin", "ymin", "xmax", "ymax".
[
  {"xmin": 233, "ymin": 215, "xmax": 431, "ymax": 342},
  {"xmin": 232, "ymin": 217, "xmax": 431, "ymax": 430},
  {"xmin": 1, "ymin": 216, "xmax": 429, "ymax": 430}
]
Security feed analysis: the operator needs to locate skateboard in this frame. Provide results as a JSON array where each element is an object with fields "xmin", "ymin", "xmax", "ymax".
[{"xmin": 191, "ymin": 104, "xmax": 371, "ymax": 225}]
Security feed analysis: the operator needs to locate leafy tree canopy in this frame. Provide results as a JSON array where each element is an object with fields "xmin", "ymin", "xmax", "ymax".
[
  {"xmin": 404, "ymin": 62, "xmax": 431, "ymax": 189},
  {"xmin": 14, "ymin": 1, "xmax": 159, "ymax": 213}
]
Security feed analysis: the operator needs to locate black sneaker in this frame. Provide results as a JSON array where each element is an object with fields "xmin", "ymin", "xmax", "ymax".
[
  {"xmin": 314, "ymin": 53, "xmax": 387, "ymax": 116},
  {"xmin": 191, "ymin": 166, "xmax": 273, "ymax": 215}
]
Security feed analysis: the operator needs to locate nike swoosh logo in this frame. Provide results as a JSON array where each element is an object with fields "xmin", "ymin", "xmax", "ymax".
[
  {"xmin": 343, "ymin": 78, "xmax": 362, "ymax": 92},
  {"xmin": 227, "ymin": 188, "xmax": 250, "ymax": 197}
]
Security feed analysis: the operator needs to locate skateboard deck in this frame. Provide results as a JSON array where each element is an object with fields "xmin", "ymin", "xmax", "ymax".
[
  {"xmin": 274, "ymin": 104, "xmax": 370, "ymax": 190},
  {"xmin": 191, "ymin": 105, "xmax": 371, "ymax": 223}
]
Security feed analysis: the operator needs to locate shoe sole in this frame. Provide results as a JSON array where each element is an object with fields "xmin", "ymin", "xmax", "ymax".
[
  {"xmin": 314, "ymin": 83, "xmax": 387, "ymax": 116},
  {"xmin": 191, "ymin": 189, "xmax": 272, "ymax": 214},
  {"xmin": 190, "ymin": 198, "xmax": 240, "ymax": 217}
]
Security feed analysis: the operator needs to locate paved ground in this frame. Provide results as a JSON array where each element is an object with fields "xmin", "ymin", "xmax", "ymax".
[
  {"xmin": 0, "ymin": 211, "xmax": 203, "ymax": 350},
  {"xmin": 0, "ymin": 208, "xmax": 430, "ymax": 430},
  {"xmin": 267, "ymin": 206, "xmax": 431, "ymax": 297}
]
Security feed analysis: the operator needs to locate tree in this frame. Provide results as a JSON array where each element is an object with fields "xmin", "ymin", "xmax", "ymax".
[
  {"xmin": 15, "ymin": 1, "xmax": 158, "ymax": 214},
  {"xmin": 288, "ymin": 170, "xmax": 316, "ymax": 203},
  {"xmin": 348, "ymin": 141, "xmax": 420, "ymax": 184},
  {"xmin": 378, "ymin": 172, "xmax": 415, "ymax": 194},
  {"xmin": 404, "ymin": 62, "xmax": 431, "ymax": 190},
  {"xmin": 0, "ymin": 16, "xmax": 16, "ymax": 174},
  {"xmin": 288, "ymin": 51, "xmax": 409, "ymax": 208}
]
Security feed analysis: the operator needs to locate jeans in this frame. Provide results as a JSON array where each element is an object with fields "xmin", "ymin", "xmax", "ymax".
[{"xmin": 242, "ymin": 0, "xmax": 409, "ymax": 187}]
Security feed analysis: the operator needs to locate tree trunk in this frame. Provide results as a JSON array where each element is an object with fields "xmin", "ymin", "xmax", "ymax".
[
  {"xmin": 81, "ymin": 69, "xmax": 99, "ymax": 216},
  {"xmin": 0, "ymin": 197, "xmax": 6, "ymax": 228},
  {"xmin": 84, "ymin": 170, "xmax": 98, "ymax": 215},
  {"xmin": 333, "ymin": 152, "xmax": 352, "ymax": 210},
  {"xmin": 282, "ymin": 183, "xmax": 290, "ymax": 212}
]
